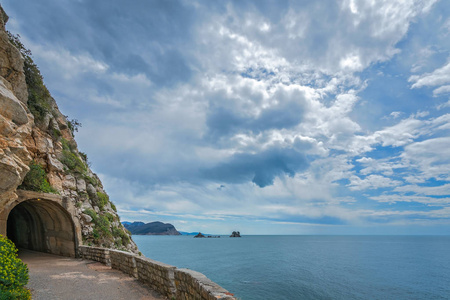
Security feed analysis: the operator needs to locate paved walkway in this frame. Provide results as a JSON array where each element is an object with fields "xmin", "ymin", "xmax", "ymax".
[{"xmin": 19, "ymin": 250, "xmax": 164, "ymax": 300}]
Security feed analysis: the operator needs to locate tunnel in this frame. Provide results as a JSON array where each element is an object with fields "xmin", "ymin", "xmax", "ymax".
[{"xmin": 6, "ymin": 198, "xmax": 77, "ymax": 257}]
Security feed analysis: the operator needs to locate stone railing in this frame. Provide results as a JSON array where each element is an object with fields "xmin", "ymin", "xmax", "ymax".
[
  {"xmin": 175, "ymin": 268, "xmax": 235, "ymax": 300},
  {"xmin": 110, "ymin": 249, "xmax": 137, "ymax": 278},
  {"xmin": 78, "ymin": 246, "xmax": 110, "ymax": 265},
  {"xmin": 78, "ymin": 245, "xmax": 236, "ymax": 300}
]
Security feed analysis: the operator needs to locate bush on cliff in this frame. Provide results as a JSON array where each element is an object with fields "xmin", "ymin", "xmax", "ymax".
[
  {"xmin": 83, "ymin": 209, "xmax": 113, "ymax": 244},
  {"xmin": 7, "ymin": 32, "xmax": 53, "ymax": 124},
  {"xmin": 0, "ymin": 235, "xmax": 31, "ymax": 300},
  {"xmin": 18, "ymin": 161, "xmax": 56, "ymax": 193},
  {"xmin": 96, "ymin": 192, "xmax": 109, "ymax": 210},
  {"xmin": 111, "ymin": 225, "xmax": 130, "ymax": 248},
  {"xmin": 61, "ymin": 150, "xmax": 87, "ymax": 174}
]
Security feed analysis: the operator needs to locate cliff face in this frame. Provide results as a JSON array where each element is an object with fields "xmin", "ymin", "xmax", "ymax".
[
  {"xmin": 0, "ymin": 6, "xmax": 137, "ymax": 252},
  {"xmin": 0, "ymin": 6, "xmax": 32, "ymax": 210}
]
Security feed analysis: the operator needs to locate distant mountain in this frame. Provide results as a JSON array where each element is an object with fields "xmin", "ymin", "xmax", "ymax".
[
  {"xmin": 179, "ymin": 232, "xmax": 218, "ymax": 236},
  {"xmin": 179, "ymin": 231, "xmax": 197, "ymax": 235},
  {"xmin": 123, "ymin": 221, "xmax": 181, "ymax": 235},
  {"xmin": 179, "ymin": 231, "xmax": 211, "ymax": 236}
]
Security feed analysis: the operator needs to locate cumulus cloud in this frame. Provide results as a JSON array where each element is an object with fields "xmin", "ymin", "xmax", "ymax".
[
  {"xmin": 203, "ymin": 145, "xmax": 308, "ymax": 187},
  {"xmin": 4, "ymin": 0, "xmax": 449, "ymax": 233}
]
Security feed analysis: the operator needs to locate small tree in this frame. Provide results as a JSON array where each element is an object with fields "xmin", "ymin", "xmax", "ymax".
[{"xmin": 67, "ymin": 118, "xmax": 82, "ymax": 136}]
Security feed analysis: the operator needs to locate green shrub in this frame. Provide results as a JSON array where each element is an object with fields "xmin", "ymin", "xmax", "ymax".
[
  {"xmin": 110, "ymin": 202, "xmax": 117, "ymax": 212},
  {"xmin": 93, "ymin": 215, "xmax": 112, "ymax": 240},
  {"xmin": 51, "ymin": 128, "xmax": 61, "ymax": 140},
  {"xmin": 83, "ymin": 209, "xmax": 113, "ymax": 242},
  {"xmin": 79, "ymin": 152, "xmax": 87, "ymax": 162},
  {"xmin": 97, "ymin": 215, "xmax": 110, "ymax": 228},
  {"xmin": 83, "ymin": 209, "xmax": 97, "ymax": 220},
  {"xmin": 8, "ymin": 32, "xmax": 53, "ymax": 124},
  {"xmin": 111, "ymin": 226, "xmax": 122, "ymax": 237},
  {"xmin": 114, "ymin": 239, "xmax": 123, "ymax": 248},
  {"xmin": 61, "ymin": 138, "xmax": 71, "ymax": 151},
  {"xmin": 96, "ymin": 192, "xmax": 109, "ymax": 210},
  {"xmin": 78, "ymin": 192, "xmax": 89, "ymax": 200},
  {"xmin": 61, "ymin": 150, "xmax": 86, "ymax": 174},
  {"xmin": 121, "ymin": 231, "xmax": 130, "ymax": 245},
  {"xmin": 112, "ymin": 226, "xmax": 130, "ymax": 246},
  {"xmin": 92, "ymin": 228, "xmax": 100, "ymax": 242},
  {"xmin": 84, "ymin": 175, "xmax": 97, "ymax": 186},
  {"xmin": 18, "ymin": 161, "xmax": 56, "ymax": 193},
  {"xmin": 0, "ymin": 235, "xmax": 31, "ymax": 300},
  {"xmin": 105, "ymin": 213, "xmax": 115, "ymax": 223}
]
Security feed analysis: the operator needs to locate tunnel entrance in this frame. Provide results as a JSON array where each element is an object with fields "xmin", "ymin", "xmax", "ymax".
[{"xmin": 6, "ymin": 199, "xmax": 76, "ymax": 257}]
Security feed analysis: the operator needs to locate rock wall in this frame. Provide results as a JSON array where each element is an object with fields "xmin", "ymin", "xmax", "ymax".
[
  {"xmin": 0, "ymin": 6, "xmax": 27, "ymax": 104},
  {"xmin": 0, "ymin": 5, "xmax": 136, "ymax": 252},
  {"xmin": 0, "ymin": 5, "xmax": 32, "ymax": 211},
  {"xmin": 79, "ymin": 245, "xmax": 236, "ymax": 300}
]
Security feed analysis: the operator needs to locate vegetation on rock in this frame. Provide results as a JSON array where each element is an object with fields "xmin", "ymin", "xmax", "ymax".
[
  {"xmin": 96, "ymin": 192, "xmax": 109, "ymax": 210},
  {"xmin": 7, "ymin": 32, "xmax": 53, "ymax": 124},
  {"xmin": 83, "ymin": 175, "xmax": 97, "ymax": 186},
  {"xmin": 18, "ymin": 161, "xmax": 56, "ymax": 193},
  {"xmin": 83, "ymin": 208, "xmax": 130, "ymax": 249},
  {"xmin": 0, "ymin": 235, "xmax": 31, "ymax": 300},
  {"xmin": 61, "ymin": 150, "xmax": 87, "ymax": 174}
]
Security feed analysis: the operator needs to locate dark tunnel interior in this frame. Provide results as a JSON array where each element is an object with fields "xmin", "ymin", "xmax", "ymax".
[{"xmin": 7, "ymin": 199, "xmax": 76, "ymax": 257}]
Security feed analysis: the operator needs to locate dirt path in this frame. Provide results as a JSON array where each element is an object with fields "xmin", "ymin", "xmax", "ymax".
[{"xmin": 19, "ymin": 249, "xmax": 165, "ymax": 300}]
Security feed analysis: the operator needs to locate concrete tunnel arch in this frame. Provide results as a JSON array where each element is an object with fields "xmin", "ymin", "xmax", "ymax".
[{"xmin": 0, "ymin": 190, "xmax": 81, "ymax": 257}]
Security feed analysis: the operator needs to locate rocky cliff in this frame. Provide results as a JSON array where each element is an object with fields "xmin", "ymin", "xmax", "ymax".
[{"xmin": 0, "ymin": 6, "xmax": 137, "ymax": 252}]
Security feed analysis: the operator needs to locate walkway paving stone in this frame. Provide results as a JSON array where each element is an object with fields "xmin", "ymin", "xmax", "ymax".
[{"xmin": 19, "ymin": 249, "xmax": 164, "ymax": 300}]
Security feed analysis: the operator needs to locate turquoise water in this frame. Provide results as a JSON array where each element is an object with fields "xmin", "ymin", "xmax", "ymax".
[{"xmin": 133, "ymin": 235, "xmax": 450, "ymax": 300}]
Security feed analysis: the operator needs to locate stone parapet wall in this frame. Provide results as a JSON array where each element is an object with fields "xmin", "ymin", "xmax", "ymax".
[
  {"xmin": 78, "ymin": 245, "xmax": 236, "ymax": 300},
  {"xmin": 175, "ymin": 268, "xmax": 235, "ymax": 300},
  {"xmin": 79, "ymin": 246, "xmax": 110, "ymax": 265},
  {"xmin": 136, "ymin": 256, "xmax": 176, "ymax": 299},
  {"xmin": 110, "ymin": 249, "xmax": 138, "ymax": 278}
]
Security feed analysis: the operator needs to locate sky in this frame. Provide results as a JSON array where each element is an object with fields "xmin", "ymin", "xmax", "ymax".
[{"xmin": 3, "ymin": 0, "xmax": 450, "ymax": 235}]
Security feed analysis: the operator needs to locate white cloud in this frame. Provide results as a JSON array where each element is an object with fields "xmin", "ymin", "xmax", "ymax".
[
  {"xmin": 401, "ymin": 137, "xmax": 450, "ymax": 182},
  {"xmin": 433, "ymin": 85, "xmax": 450, "ymax": 95},
  {"xmin": 348, "ymin": 174, "xmax": 402, "ymax": 191},
  {"xmin": 32, "ymin": 44, "xmax": 109, "ymax": 78},
  {"xmin": 409, "ymin": 60, "xmax": 450, "ymax": 95},
  {"xmin": 390, "ymin": 111, "xmax": 402, "ymax": 118},
  {"xmin": 437, "ymin": 100, "xmax": 450, "ymax": 110},
  {"xmin": 394, "ymin": 184, "xmax": 450, "ymax": 196}
]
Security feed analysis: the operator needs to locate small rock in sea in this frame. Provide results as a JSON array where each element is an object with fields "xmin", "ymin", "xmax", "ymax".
[{"xmin": 230, "ymin": 231, "xmax": 241, "ymax": 237}]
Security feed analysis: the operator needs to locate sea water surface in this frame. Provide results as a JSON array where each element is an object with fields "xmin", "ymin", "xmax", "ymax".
[{"xmin": 133, "ymin": 235, "xmax": 450, "ymax": 300}]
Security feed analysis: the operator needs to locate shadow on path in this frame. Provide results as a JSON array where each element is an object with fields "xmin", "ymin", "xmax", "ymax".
[{"xmin": 19, "ymin": 249, "xmax": 164, "ymax": 300}]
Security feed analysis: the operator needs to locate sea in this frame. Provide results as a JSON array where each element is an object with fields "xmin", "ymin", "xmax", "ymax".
[{"xmin": 132, "ymin": 235, "xmax": 450, "ymax": 300}]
